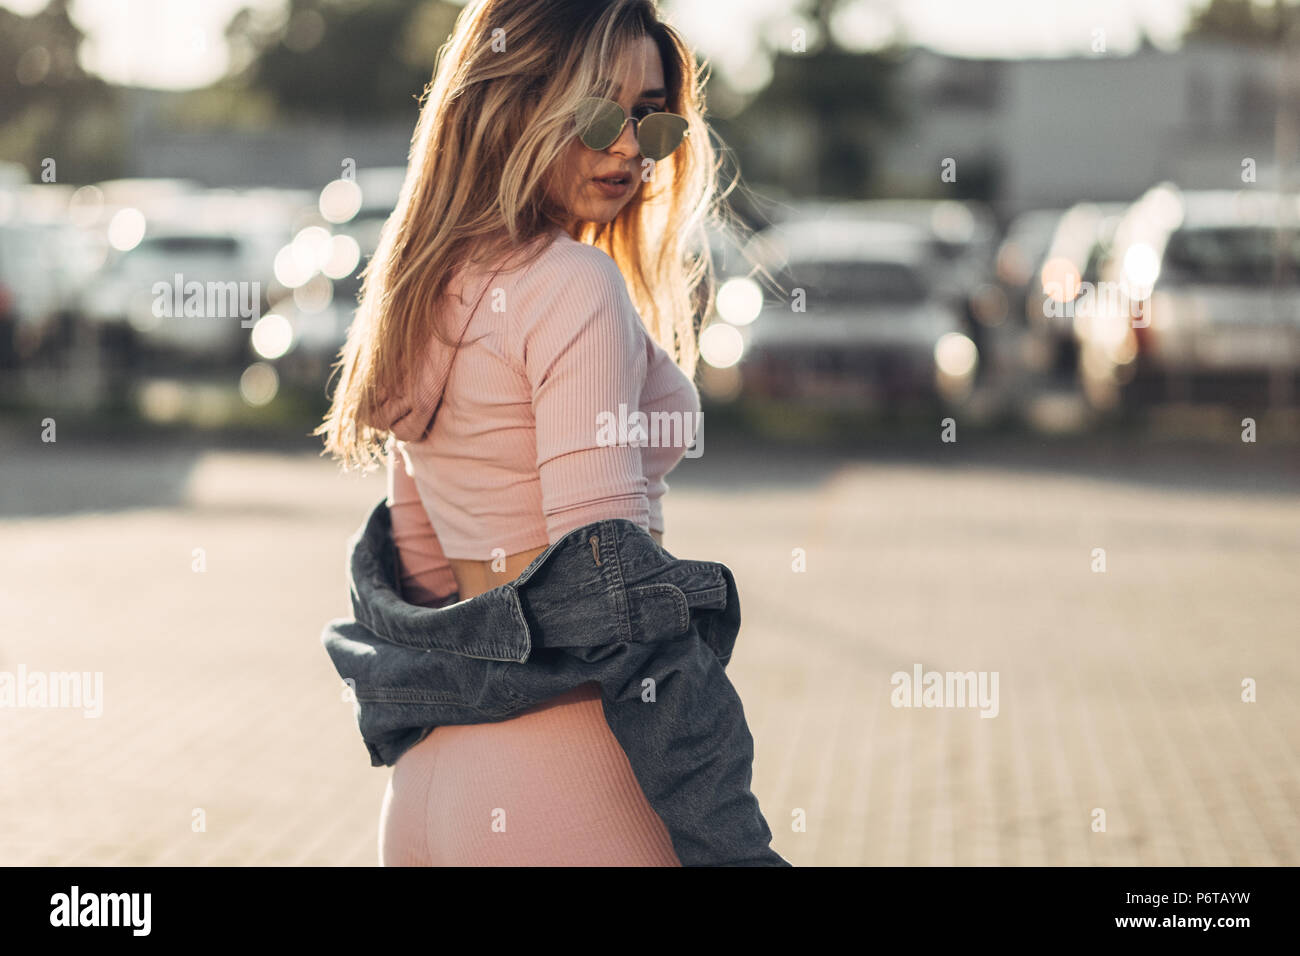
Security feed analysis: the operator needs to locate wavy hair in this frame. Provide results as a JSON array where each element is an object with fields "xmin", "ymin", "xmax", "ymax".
[{"xmin": 316, "ymin": 0, "xmax": 737, "ymax": 470}]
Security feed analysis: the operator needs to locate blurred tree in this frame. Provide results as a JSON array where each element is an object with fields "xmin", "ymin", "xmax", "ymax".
[
  {"xmin": 212, "ymin": 0, "xmax": 903, "ymax": 202},
  {"xmin": 704, "ymin": 0, "xmax": 904, "ymax": 200},
  {"xmin": 0, "ymin": 0, "xmax": 120, "ymax": 183},
  {"xmin": 220, "ymin": 0, "xmax": 462, "ymax": 121},
  {"xmin": 719, "ymin": 46, "xmax": 903, "ymax": 200},
  {"xmin": 1186, "ymin": 0, "xmax": 1300, "ymax": 45}
]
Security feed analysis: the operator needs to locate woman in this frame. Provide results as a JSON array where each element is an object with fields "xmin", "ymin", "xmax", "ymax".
[{"xmin": 317, "ymin": 0, "xmax": 741, "ymax": 865}]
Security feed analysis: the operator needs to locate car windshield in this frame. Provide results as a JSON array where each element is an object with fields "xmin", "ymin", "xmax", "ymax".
[
  {"xmin": 1163, "ymin": 226, "xmax": 1300, "ymax": 285},
  {"xmin": 785, "ymin": 260, "xmax": 926, "ymax": 306},
  {"xmin": 134, "ymin": 236, "xmax": 242, "ymax": 257}
]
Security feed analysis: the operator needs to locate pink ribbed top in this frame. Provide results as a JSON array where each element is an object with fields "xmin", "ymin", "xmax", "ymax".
[{"xmin": 386, "ymin": 227, "xmax": 700, "ymax": 568}]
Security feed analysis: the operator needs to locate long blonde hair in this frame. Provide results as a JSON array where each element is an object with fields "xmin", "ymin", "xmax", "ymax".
[{"xmin": 316, "ymin": 0, "xmax": 732, "ymax": 471}]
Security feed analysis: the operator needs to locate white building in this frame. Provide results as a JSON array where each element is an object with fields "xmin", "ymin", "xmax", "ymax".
[{"xmin": 879, "ymin": 41, "xmax": 1295, "ymax": 212}]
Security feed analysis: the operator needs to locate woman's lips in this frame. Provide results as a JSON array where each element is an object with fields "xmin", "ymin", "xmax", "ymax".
[{"xmin": 591, "ymin": 175, "xmax": 632, "ymax": 199}]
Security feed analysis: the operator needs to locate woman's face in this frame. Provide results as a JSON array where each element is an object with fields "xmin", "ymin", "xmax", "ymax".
[{"xmin": 549, "ymin": 34, "xmax": 668, "ymax": 230}]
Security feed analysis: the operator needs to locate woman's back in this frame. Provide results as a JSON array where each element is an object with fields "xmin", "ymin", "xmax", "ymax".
[
  {"xmin": 378, "ymin": 229, "xmax": 698, "ymax": 865},
  {"xmin": 392, "ymin": 227, "xmax": 699, "ymax": 565}
]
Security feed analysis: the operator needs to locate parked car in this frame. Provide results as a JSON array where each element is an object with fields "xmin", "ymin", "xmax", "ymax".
[
  {"xmin": 994, "ymin": 208, "xmax": 1069, "ymax": 327},
  {"xmin": 1025, "ymin": 201, "xmax": 1127, "ymax": 375},
  {"xmin": 265, "ymin": 170, "xmax": 403, "ymax": 386},
  {"xmin": 77, "ymin": 227, "xmax": 265, "ymax": 371},
  {"xmin": 1076, "ymin": 184, "xmax": 1300, "ymax": 411},
  {"xmin": 0, "ymin": 219, "xmax": 86, "ymax": 369},
  {"xmin": 734, "ymin": 218, "xmax": 979, "ymax": 407},
  {"xmin": 771, "ymin": 198, "xmax": 998, "ymax": 317}
]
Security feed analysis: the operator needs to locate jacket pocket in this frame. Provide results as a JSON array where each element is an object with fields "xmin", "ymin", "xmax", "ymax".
[{"xmin": 626, "ymin": 582, "xmax": 691, "ymax": 642}]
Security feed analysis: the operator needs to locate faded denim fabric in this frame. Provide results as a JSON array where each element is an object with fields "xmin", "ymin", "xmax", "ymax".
[{"xmin": 321, "ymin": 498, "xmax": 789, "ymax": 867}]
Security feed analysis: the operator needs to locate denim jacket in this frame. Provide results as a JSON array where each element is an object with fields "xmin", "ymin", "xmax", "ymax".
[{"xmin": 321, "ymin": 498, "xmax": 789, "ymax": 867}]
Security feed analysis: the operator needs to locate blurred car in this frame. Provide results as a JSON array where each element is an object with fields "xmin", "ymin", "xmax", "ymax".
[
  {"xmin": 1077, "ymin": 184, "xmax": 1300, "ymax": 410},
  {"xmin": 1025, "ymin": 201, "xmax": 1127, "ymax": 375},
  {"xmin": 78, "ymin": 228, "xmax": 265, "ymax": 370},
  {"xmin": 766, "ymin": 199, "xmax": 1001, "ymax": 384},
  {"xmin": 0, "ymin": 220, "xmax": 83, "ymax": 369},
  {"xmin": 773, "ymin": 198, "xmax": 998, "ymax": 308},
  {"xmin": 730, "ymin": 219, "xmax": 979, "ymax": 406},
  {"xmin": 269, "ymin": 168, "xmax": 405, "ymax": 386},
  {"xmin": 994, "ymin": 208, "xmax": 1069, "ymax": 327}
]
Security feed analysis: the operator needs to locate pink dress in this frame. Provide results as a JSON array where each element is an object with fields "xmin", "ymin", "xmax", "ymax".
[{"xmin": 376, "ymin": 230, "xmax": 701, "ymax": 865}]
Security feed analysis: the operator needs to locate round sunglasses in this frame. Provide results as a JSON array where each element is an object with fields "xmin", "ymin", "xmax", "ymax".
[{"xmin": 573, "ymin": 97, "xmax": 689, "ymax": 162}]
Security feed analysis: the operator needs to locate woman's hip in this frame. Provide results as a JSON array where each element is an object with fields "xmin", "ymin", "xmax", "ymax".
[{"xmin": 379, "ymin": 681, "xmax": 680, "ymax": 866}]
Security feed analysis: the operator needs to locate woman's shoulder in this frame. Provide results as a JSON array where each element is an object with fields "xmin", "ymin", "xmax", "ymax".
[
  {"xmin": 451, "ymin": 230, "xmax": 621, "ymax": 313},
  {"xmin": 500, "ymin": 231, "xmax": 640, "ymax": 345},
  {"xmin": 514, "ymin": 230, "xmax": 629, "ymax": 295}
]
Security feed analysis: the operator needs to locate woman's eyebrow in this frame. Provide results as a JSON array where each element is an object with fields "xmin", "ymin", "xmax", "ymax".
[{"xmin": 610, "ymin": 83, "xmax": 667, "ymax": 98}]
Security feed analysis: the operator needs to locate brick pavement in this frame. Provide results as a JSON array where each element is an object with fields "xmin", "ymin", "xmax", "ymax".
[{"xmin": 1, "ymin": 440, "xmax": 1296, "ymax": 865}]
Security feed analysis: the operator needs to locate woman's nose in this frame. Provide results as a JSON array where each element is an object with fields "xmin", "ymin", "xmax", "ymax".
[{"xmin": 608, "ymin": 116, "xmax": 639, "ymax": 158}]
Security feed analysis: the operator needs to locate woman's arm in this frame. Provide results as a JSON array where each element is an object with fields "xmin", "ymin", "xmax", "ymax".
[
  {"xmin": 386, "ymin": 439, "xmax": 459, "ymax": 606},
  {"xmin": 519, "ymin": 244, "xmax": 656, "ymax": 542}
]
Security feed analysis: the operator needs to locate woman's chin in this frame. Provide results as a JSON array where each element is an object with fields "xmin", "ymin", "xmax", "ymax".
[{"xmin": 571, "ymin": 199, "xmax": 630, "ymax": 226}]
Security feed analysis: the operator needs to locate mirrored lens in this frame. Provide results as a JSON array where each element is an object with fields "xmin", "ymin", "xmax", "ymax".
[
  {"xmin": 575, "ymin": 98, "xmax": 625, "ymax": 151},
  {"xmin": 636, "ymin": 111, "xmax": 689, "ymax": 161}
]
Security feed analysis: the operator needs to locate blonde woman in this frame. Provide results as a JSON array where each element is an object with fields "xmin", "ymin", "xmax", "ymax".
[{"xmin": 318, "ymin": 0, "xmax": 752, "ymax": 865}]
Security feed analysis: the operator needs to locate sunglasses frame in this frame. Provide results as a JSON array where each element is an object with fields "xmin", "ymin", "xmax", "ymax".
[{"xmin": 574, "ymin": 96, "xmax": 690, "ymax": 162}]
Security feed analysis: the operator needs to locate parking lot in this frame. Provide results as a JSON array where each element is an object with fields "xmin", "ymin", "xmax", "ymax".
[{"xmin": 2, "ymin": 425, "xmax": 1296, "ymax": 866}]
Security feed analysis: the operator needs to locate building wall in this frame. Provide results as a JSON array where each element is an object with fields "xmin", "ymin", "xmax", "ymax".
[
  {"xmin": 881, "ymin": 43, "xmax": 1288, "ymax": 212},
  {"xmin": 121, "ymin": 88, "xmax": 413, "ymax": 189}
]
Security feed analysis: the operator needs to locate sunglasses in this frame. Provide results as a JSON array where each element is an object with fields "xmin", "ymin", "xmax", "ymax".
[{"xmin": 574, "ymin": 97, "xmax": 689, "ymax": 162}]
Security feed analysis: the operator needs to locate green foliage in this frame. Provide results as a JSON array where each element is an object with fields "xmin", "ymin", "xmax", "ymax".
[
  {"xmin": 1186, "ymin": 0, "xmax": 1300, "ymax": 45},
  {"xmin": 721, "ymin": 48, "xmax": 904, "ymax": 199},
  {"xmin": 225, "ymin": 0, "xmax": 463, "ymax": 121},
  {"xmin": 0, "ymin": 0, "xmax": 119, "ymax": 182}
]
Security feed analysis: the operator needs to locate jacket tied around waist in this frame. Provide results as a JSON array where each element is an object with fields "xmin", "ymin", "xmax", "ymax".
[{"xmin": 320, "ymin": 498, "xmax": 789, "ymax": 866}]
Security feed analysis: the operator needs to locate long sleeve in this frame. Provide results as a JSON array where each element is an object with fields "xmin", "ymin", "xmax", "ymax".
[
  {"xmin": 386, "ymin": 440, "xmax": 459, "ymax": 606},
  {"xmin": 518, "ymin": 247, "xmax": 651, "ymax": 543},
  {"xmin": 639, "ymin": 337, "xmax": 701, "ymax": 536}
]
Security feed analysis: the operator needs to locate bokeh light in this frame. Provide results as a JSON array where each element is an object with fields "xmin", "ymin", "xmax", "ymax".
[
  {"xmin": 319, "ymin": 179, "xmax": 363, "ymax": 224},
  {"xmin": 273, "ymin": 243, "xmax": 313, "ymax": 288},
  {"xmin": 699, "ymin": 322, "xmax": 745, "ymax": 369},
  {"xmin": 1040, "ymin": 256, "xmax": 1082, "ymax": 302},
  {"xmin": 715, "ymin": 277, "xmax": 763, "ymax": 325},
  {"xmin": 293, "ymin": 226, "xmax": 333, "ymax": 271},
  {"xmin": 934, "ymin": 332, "xmax": 978, "ymax": 378},
  {"xmin": 322, "ymin": 234, "xmax": 361, "ymax": 279},
  {"xmin": 1122, "ymin": 242, "xmax": 1161, "ymax": 291},
  {"xmin": 293, "ymin": 274, "xmax": 334, "ymax": 314},
  {"xmin": 239, "ymin": 362, "xmax": 280, "ymax": 406},
  {"xmin": 250, "ymin": 313, "xmax": 293, "ymax": 360},
  {"xmin": 107, "ymin": 207, "xmax": 146, "ymax": 251}
]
